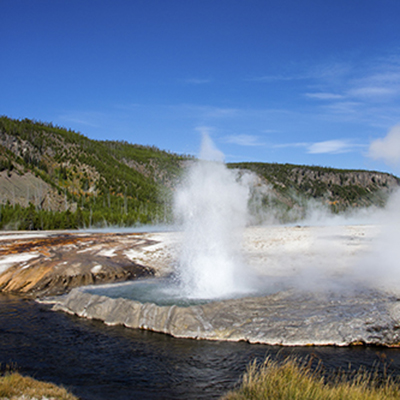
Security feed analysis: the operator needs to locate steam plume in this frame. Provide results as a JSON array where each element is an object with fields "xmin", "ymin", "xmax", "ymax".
[{"xmin": 174, "ymin": 132, "xmax": 253, "ymax": 299}]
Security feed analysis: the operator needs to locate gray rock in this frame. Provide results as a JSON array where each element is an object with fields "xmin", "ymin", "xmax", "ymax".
[{"xmin": 40, "ymin": 286, "xmax": 400, "ymax": 346}]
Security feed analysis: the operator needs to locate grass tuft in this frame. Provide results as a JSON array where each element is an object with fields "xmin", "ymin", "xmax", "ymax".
[
  {"xmin": 0, "ymin": 372, "xmax": 78, "ymax": 400},
  {"xmin": 221, "ymin": 356, "xmax": 400, "ymax": 400}
]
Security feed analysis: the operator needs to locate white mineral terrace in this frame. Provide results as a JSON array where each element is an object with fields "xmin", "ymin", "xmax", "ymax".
[{"xmin": 39, "ymin": 224, "xmax": 400, "ymax": 347}]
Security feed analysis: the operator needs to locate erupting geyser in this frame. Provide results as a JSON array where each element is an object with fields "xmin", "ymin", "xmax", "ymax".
[
  {"xmin": 174, "ymin": 133, "xmax": 253, "ymax": 299},
  {"xmin": 45, "ymin": 149, "xmax": 400, "ymax": 346}
]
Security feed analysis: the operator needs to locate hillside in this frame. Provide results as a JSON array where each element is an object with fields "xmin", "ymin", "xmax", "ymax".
[
  {"xmin": 0, "ymin": 116, "xmax": 399, "ymax": 229},
  {"xmin": 0, "ymin": 116, "xmax": 189, "ymax": 229},
  {"xmin": 230, "ymin": 162, "xmax": 400, "ymax": 222}
]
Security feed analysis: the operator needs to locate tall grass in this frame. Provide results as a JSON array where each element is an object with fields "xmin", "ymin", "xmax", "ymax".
[
  {"xmin": 222, "ymin": 356, "xmax": 400, "ymax": 400},
  {"xmin": 0, "ymin": 372, "xmax": 78, "ymax": 400}
]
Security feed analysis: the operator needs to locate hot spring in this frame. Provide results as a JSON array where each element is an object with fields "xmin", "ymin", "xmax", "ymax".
[
  {"xmin": 46, "ymin": 135, "xmax": 400, "ymax": 347},
  {"xmin": 85, "ymin": 132, "xmax": 279, "ymax": 306}
]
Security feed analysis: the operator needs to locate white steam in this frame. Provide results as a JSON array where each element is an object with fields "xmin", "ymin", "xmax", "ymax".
[
  {"xmin": 172, "ymin": 128, "xmax": 400, "ymax": 300},
  {"xmin": 369, "ymin": 125, "xmax": 400, "ymax": 166},
  {"xmin": 174, "ymin": 133, "xmax": 254, "ymax": 299},
  {"xmin": 353, "ymin": 189, "xmax": 400, "ymax": 292}
]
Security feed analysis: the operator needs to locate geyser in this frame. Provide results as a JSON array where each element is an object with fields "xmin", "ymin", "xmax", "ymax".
[
  {"xmin": 43, "ymin": 128, "xmax": 400, "ymax": 346},
  {"xmin": 173, "ymin": 133, "xmax": 254, "ymax": 299}
]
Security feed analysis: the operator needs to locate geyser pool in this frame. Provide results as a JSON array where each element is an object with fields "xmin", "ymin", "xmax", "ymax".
[
  {"xmin": 84, "ymin": 277, "xmax": 282, "ymax": 307},
  {"xmin": 85, "ymin": 279, "xmax": 210, "ymax": 307}
]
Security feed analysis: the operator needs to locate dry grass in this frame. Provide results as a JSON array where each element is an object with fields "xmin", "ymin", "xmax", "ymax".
[
  {"xmin": 222, "ymin": 356, "xmax": 400, "ymax": 400},
  {"xmin": 0, "ymin": 372, "xmax": 78, "ymax": 400}
]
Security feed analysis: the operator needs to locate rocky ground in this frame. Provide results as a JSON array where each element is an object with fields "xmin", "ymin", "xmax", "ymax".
[{"xmin": 0, "ymin": 230, "xmax": 178, "ymax": 298}]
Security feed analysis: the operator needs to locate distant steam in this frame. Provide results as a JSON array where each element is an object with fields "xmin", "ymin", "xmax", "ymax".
[{"xmin": 369, "ymin": 125, "xmax": 400, "ymax": 166}]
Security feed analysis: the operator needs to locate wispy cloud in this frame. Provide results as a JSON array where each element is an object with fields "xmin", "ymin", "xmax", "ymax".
[
  {"xmin": 307, "ymin": 140, "xmax": 355, "ymax": 154},
  {"xmin": 222, "ymin": 134, "xmax": 265, "ymax": 146},
  {"xmin": 202, "ymin": 107, "xmax": 240, "ymax": 118},
  {"xmin": 305, "ymin": 55, "xmax": 400, "ymax": 106},
  {"xmin": 182, "ymin": 78, "xmax": 212, "ymax": 84},
  {"xmin": 58, "ymin": 111, "xmax": 103, "ymax": 128},
  {"xmin": 249, "ymin": 74, "xmax": 306, "ymax": 82},
  {"xmin": 309, "ymin": 61, "xmax": 352, "ymax": 81},
  {"xmin": 305, "ymin": 92, "xmax": 344, "ymax": 100},
  {"xmin": 347, "ymin": 86, "xmax": 397, "ymax": 99},
  {"xmin": 322, "ymin": 101, "xmax": 362, "ymax": 114},
  {"xmin": 273, "ymin": 142, "xmax": 308, "ymax": 149}
]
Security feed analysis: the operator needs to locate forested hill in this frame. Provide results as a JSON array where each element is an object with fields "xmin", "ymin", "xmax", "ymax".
[
  {"xmin": 0, "ymin": 116, "xmax": 189, "ymax": 229},
  {"xmin": 229, "ymin": 162, "xmax": 400, "ymax": 222},
  {"xmin": 0, "ymin": 116, "xmax": 399, "ymax": 229}
]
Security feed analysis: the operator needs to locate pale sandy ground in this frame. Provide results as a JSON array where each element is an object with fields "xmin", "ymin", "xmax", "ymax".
[
  {"xmin": 0, "ymin": 224, "xmax": 381, "ymax": 297},
  {"xmin": 140, "ymin": 224, "xmax": 378, "ymax": 280},
  {"xmin": 0, "ymin": 225, "xmax": 377, "ymax": 278},
  {"xmin": 242, "ymin": 224, "xmax": 377, "ymax": 275}
]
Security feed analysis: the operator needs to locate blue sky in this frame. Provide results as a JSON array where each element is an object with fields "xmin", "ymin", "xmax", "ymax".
[{"xmin": 1, "ymin": 0, "xmax": 400, "ymax": 175}]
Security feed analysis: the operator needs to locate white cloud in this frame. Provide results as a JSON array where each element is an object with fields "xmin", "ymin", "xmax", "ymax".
[
  {"xmin": 222, "ymin": 134, "xmax": 264, "ymax": 147},
  {"xmin": 348, "ymin": 86, "xmax": 397, "ymax": 99},
  {"xmin": 273, "ymin": 142, "xmax": 308, "ymax": 149},
  {"xmin": 305, "ymin": 92, "xmax": 344, "ymax": 100},
  {"xmin": 202, "ymin": 107, "xmax": 240, "ymax": 118},
  {"xmin": 59, "ymin": 111, "xmax": 102, "ymax": 128},
  {"xmin": 368, "ymin": 125, "xmax": 400, "ymax": 165},
  {"xmin": 310, "ymin": 62, "xmax": 352, "ymax": 81},
  {"xmin": 249, "ymin": 75, "xmax": 296, "ymax": 82},
  {"xmin": 323, "ymin": 101, "xmax": 361, "ymax": 114},
  {"xmin": 308, "ymin": 140, "xmax": 353, "ymax": 154},
  {"xmin": 183, "ymin": 78, "xmax": 212, "ymax": 84}
]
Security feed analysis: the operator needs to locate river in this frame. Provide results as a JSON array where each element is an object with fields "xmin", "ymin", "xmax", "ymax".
[{"xmin": 1, "ymin": 294, "xmax": 400, "ymax": 399}]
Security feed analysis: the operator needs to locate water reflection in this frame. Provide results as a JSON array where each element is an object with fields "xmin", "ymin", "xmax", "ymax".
[{"xmin": 1, "ymin": 294, "xmax": 400, "ymax": 400}]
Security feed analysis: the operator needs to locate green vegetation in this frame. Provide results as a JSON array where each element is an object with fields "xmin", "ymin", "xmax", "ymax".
[
  {"xmin": 0, "ymin": 116, "xmax": 190, "ymax": 229},
  {"xmin": 0, "ymin": 371, "xmax": 78, "ymax": 400},
  {"xmin": 222, "ymin": 356, "xmax": 400, "ymax": 400},
  {"xmin": 0, "ymin": 116, "xmax": 398, "ymax": 229},
  {"xmin": 230, "ymin": 162, "xmax": 399, "ymax": 216}
]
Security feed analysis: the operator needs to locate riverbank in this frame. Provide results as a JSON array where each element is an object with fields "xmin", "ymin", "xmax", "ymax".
[
  {"xmin": 0, "ymin": 372, "xmax": 78, "ymax": 400},
  {"xmin": 2, "ymin": 293, "xmax": 400, "ymax": 400}
]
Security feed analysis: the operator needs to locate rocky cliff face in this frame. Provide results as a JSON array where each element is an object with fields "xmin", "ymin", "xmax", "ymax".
[{"xmin": 289, "ymin": 167, "xmax": 398, "ymax": 188}]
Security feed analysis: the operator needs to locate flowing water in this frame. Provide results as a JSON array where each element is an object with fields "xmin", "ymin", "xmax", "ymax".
[{"xmin": 2, "ymin": 294, "xmax": 400, "ymax": 400}]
